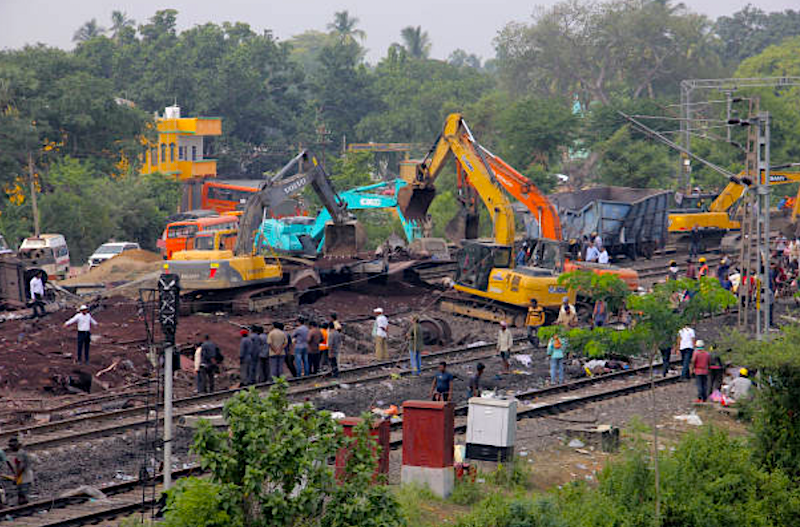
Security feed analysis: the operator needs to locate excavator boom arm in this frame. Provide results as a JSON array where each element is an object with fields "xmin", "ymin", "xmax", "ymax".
[
  {"xmin": 399, "ymin": 113, "xmax": 515, "ymax": 246},
  {"xmin": 477, "ymin": 144, "xmax": 562, "ymax": 241},
  {"xmin": 234, "ymin": 150, "xmax": 352, "ymax": 255}
]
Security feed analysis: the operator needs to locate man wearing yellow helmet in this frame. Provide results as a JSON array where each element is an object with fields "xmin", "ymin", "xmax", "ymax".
[
  {"xmin": 698, "ymin": 257, "xmax": 709, "ymax": 278},
  {"xmin": 730, "ymin": 368, "xmax": 753, "ymax": 401}
]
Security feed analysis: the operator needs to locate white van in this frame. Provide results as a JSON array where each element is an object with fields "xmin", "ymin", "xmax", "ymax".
[{"xmin": 18, "ymin": 234, "xmax": 70, "ymax": 280}]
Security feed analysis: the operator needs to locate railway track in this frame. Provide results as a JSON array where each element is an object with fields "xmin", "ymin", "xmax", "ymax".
[
  {"xmin": 2, "ymin": 338, "xmax": 526, "ymax": 451},
  {"xmin": 0, "ymin": 360, "xmax": 685, "ymax": 526}
]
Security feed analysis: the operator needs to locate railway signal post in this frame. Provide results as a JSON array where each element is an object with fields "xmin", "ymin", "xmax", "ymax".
[{"xmin": 158, "ymin": 274, "xmax": 180, "ymax": 489}]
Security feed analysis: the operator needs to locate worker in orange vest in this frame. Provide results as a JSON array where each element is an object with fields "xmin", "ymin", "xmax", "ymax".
[
  {"xmin": 698, "ymin": 257, "xmax": 709, "ymax": 278},
  {"xmin": 320, "ymin": 322, "xmax": 330, "ymax": 370}
]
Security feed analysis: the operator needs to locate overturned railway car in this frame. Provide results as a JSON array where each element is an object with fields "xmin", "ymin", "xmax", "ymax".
[{"xmin": 550, "ymin": 186, "xmax": 670, "ymax": 260}]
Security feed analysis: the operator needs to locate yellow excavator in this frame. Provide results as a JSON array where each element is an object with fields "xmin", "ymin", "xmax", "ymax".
[
  {"xmin": 164, "ymin": 150, "xmax": 360, "ymax": 311},
  {"xmin": 669, "ymin": 170, "xmax": 800, "ymax": 247},
  {"xmin": 398, "ymin": 113, "xmax": 575, "ymax": 326}
]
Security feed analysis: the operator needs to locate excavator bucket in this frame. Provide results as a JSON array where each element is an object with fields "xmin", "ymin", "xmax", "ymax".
[
  {"xmin": 323, "ymin": 221, "xmax": 364, "ymax": 257},
  {"xmin": 445, "ymin": 208, "xmax": 480, "ymax": 243},
  {"xmin": 397, "ymin": 186, "xmax": 436, "ymax": 221}
]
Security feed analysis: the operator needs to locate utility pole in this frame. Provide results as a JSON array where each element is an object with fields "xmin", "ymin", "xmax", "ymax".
[
  {"xmin": 157, "ymin": 274, "xmax": 180, "ymax": 489},
  {"xmin": 28, "ymin": 152, "xmax": 40, "ymax": 237},
  {"xmin": 755, "ymin": 112, "xmax": 771, "ymax": 339}
]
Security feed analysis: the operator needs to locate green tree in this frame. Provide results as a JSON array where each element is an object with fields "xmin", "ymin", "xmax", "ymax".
[
  {"xmin": 715, "ymin": 6, "xmax": 800, "ymax": 65},
  {"xmin": 597, "ymin": 125, "xmax": 674, "ymax": 188},
  {"xmin": 399, "ymin": 26, "xmax": 431, "ymax": 59},
  {"xmin": 494, "ymin": 0, "xmax": 721, "ymax": 105},
  {"xmin": 110, "ymin": 11, "xmax": 136, "ymax": 43},
  {"xmin": 497, "ymin": 96, "xmax": 578, "ymax": 173},
  {"xmin": 287, "ymin": 30, "xmax": 340, "ymax": 74},
  {"xmin": 73, "ymin": 19, "xmax": 106, "ymax": 43},
  {"xmin": 327, "ymin": 10, "xmax": 366, "ymax": 43},
  {"xmin": 314, "ymin": 40, "xmax": 376, "ymax": 141},
  {"xmin": 190, "ymin": 381, "xmax": 404, "ymax": 527},
  {"xmin": 448, "ymin": 49, "xmax": 481, "ymax": 69}
]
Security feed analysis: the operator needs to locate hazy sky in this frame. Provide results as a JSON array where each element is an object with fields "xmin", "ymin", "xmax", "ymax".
[{"xmin": 1, "ymin": 0, "xmax": 797, "ymax": 63}]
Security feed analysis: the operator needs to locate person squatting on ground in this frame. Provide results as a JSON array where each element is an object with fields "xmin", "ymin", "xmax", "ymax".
[
  {"xmin": 63, "ymin": 304, "xmax": 98, "ymax": 364},
  {"xmin": 729, "ymin": 368, "xmax": 753, "ymax": 401},
  {"xmin": 29, "ymin": 273, "xmax": 45, "ymax": 318},
  {"xmin": 430, "ymin": 361, "xmax": 454, "ymax": 401},
  {"xmin": 407, "ymin": 315, "xmax": 424, "ymax": 375},
  {"xmin": 496, "ymin": 321, "xmax": 513, "ymax": 374},
  {"xmin": 373, "ymin": 307, "xmax": 389, "ymax": 360},
  {"xmin": 5, "ymin": 437, "xmax": 33, "ymax": 505},
  {"xmin": 667, "ymin": 260, "xmax": 680, "ymax": 281},
  {"xmin": 307, "ymin": 320, "xmax": 323, "ymax": 375},
  {"xmin": 199, "ymin": 335, "xmax": 223, "ymax": 393},
  {"xmin": 556, "ymin": 296, "xmax": 578, "ymax": 328},
  {"xmin": 327, "ymin": 322, "xmax": 342, "ymax": 377},
  {"xmin": 547, "ymin": 333, "xmax": 566, "ymax": 385},
  {"xmin": 677, "ymin": 325, "xmax": 696, "ymax": 380},
  {"xmin": 238, "ymin": 329, "xmax": 253, "ymax": 386},
  {"xmin": 691, "ymin": 339, "xmax": 710, "ymax": 402},
  {"xmin": 267, "ymin": 321, "xmax": 287, "ymax": 380},
  {"xmin": 526, "ymin": 298, "xmax": 545, "ymax": 348},
  {"xmin": 468, "ymin": 363, "xmax": 485, "ymax": 398},
  {"xmin": 292, "ymin": 317, "xmax": 310, "ymax": 376}
]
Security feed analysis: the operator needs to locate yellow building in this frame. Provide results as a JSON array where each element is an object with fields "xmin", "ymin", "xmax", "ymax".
[{"xmin": 141, "ymin": 106, "xmax": 222, "ymax": 210}]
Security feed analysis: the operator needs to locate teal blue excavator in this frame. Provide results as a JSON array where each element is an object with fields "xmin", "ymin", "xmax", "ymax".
[{"xmin": 255, "ymin": 179, "xmax": 423, "ymax": 256}]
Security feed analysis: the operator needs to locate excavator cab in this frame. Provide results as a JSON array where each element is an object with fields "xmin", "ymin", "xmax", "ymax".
[
  {"xmin": 455, "ymin": 241, "xmax": 512, "ymax": 291},
  {"xmin": 322, "ymin": 220, "xmax": 364, "ymax": 257}
]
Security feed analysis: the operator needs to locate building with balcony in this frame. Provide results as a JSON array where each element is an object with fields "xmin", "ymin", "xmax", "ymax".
[{"xmin": 141, "ymin": 106, "xmax": 222, "ymax": 210}]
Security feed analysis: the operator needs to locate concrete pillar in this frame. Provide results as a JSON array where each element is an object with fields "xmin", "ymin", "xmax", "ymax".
[{"xmin": 401, "ymin": 400, "xmax": 454, "ymax": 498}]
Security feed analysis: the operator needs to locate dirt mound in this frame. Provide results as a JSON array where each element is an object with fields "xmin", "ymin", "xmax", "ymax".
[{"xmin": 62, "ymin": 250, "xmax": 163, "ymax": 286}]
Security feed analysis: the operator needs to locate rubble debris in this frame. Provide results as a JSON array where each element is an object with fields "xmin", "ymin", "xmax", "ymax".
[
  {"xmin": 59, "ymin": 485, "xmax": 108, "ymax": 501},
  {"xmin": 674, "ymin": 412, "xmax": 703, "ymax": 426}
]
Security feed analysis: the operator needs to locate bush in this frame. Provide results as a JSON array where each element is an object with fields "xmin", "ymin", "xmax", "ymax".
[
  {"xmin": 161, "ymin": 478, "xmax": 238, "ymax": 527},
  {"xmin": 450, "ymin": 477, "xmax": 483, "ymax": 505}
]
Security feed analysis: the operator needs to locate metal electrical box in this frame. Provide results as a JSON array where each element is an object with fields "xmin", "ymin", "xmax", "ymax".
[{"xmin": 465, "ymin": 397, "xmax": 517, "ymax": 461}]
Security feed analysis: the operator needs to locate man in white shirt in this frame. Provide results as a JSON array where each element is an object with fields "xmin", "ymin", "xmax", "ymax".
[
  {"xmin": 64, "ymin": 305, "xmax": 98, "ymax": 364},
  {"xmin": 676, "ymin": 325, "xmax": 696, "ymax": 380},
  {"xmin": 496, "ymin": 321, "xmax": 513, "ymax": 373},
  {"xmin": 373, "ymin": 307, "xmax": 389, "ymax": 360},
  {"xmin": 585, "ymin": 241, "xmax": 599, "ymax": 262},
  {"xmin": 598, "ymin": 247, "xmax": 610, "ymax": 264},
  {"xmin": 29, "ymin": 274, "xmax": 45, "ymax": 318}
]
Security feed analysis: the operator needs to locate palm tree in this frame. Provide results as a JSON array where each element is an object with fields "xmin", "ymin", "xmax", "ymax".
[
  {"xmin": 72, "ymin": 18, "xmax": 106, "ymax": 43},
  {"xmin": 400, "ymin": 26, "xmax": 431, "ymax": 59},
  {"xmin": 327, "ymin": 10, "xmax": 366, "ymax": 43},
  {"xmin": 110, "ymin": 11, "xmax": 135, "ymax": 42}
]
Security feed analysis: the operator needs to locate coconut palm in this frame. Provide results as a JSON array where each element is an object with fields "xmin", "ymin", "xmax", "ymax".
[
  {"xmin": 110, "ymin": 11, "xmax": 135, "ymax": 42},
  {"xmin": 400, "ymin": 26, "xmax": 431, "ymax": 59},
  {"xmin": 327, "ymin": 10, "xmax": 365, "ymax": 43},
  {"xmin": 72, "ymin": 19, "xmax": 106, "ymax": 43}
]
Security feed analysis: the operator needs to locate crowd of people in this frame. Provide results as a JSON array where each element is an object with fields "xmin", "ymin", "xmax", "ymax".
[{"xmin": 195, "ymin": 312, "xmax": 347, "ymax": 393}]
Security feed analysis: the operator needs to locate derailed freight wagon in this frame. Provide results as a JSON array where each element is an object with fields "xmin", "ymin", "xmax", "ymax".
[{"xmin": 550, "ymin": 186, "xmax": 670, "ymax": 260}]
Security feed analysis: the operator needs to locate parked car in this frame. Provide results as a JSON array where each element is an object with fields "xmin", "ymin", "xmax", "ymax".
[
  {"xmin": 18, "ymin": 234, "xmax": 70, "ymax": 279},
  {"xmin": 88, "ymin": 242, "xmax": 140, "ymax": 268}
]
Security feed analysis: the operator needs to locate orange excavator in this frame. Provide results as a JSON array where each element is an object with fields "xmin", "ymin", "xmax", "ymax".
[{"xmin": 466, "ymin": 137, "xmax": 639, "ymax": 290}]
